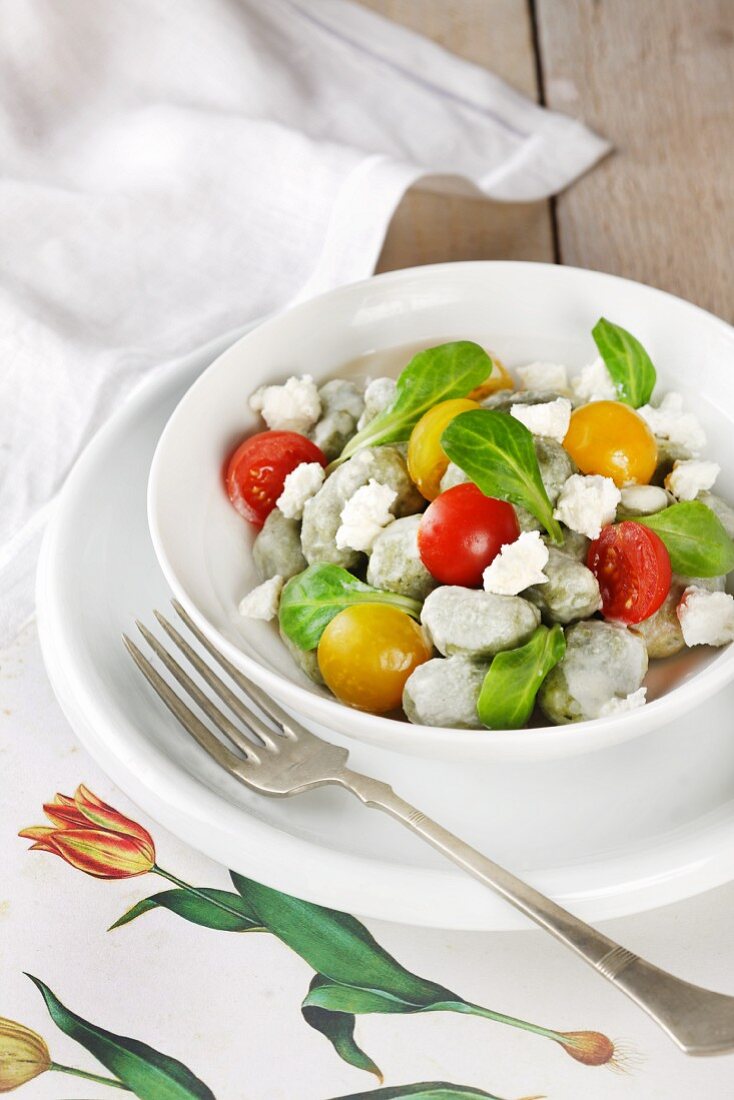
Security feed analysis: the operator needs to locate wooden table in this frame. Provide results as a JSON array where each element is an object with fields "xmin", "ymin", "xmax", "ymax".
[{"xmin": 362, "ymin": 0, "xmax": 734, "ymax": 322}]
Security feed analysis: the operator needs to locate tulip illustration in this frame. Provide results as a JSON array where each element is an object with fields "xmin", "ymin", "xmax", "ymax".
[
  {"xmin": 19, "ymin": 785, "xmax": 155, "ymax": 879},
  {"xmin": 21, "ymin": 786, "xmax": 621, "ymax": 1082},
  {"xmin": 0, "ymin": 1015, "xmax": 127, "ymax": 1093},
  {"xmin": 19, "ymin": 785, "xmax": 246, "ymax": 920},
  {"xmin": 0, "ymin": 1017, "xmax": 50, "ymax": 1092}
]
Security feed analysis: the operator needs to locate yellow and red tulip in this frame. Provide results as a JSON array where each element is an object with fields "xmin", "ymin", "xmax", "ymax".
[
  {"xmin": 0, "ymin": 1017, "xmax": 51, "ymax": 1092},
  {"xmin": 19, "ymin": 785, "xmax": 155, "ymax": 879}
]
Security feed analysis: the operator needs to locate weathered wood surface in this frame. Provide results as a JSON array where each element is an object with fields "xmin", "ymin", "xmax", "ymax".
[
  {"xmin": 362, "ymin": 0, "xmax": 733, "ymax": 321},
  {"xmin": 359, "ymin": 0, "xmax": 556, "ymax": 270},
  {"xmin": 537, "ymin": 0, "xmax": 734, "ymax": 320}
]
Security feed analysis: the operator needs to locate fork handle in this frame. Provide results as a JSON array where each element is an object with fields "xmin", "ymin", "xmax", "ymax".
[{"xmin": 339, "ymin": 768, "xmax": 734, "ymax": 1056}]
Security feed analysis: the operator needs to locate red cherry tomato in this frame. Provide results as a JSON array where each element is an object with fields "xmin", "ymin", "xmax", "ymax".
[
  {"xmin": 417, "ymin": 483, "xmax": 520, "ymax": 587},
  {"xmin": 225, "ymin": 431, "xmax": 327, "ymax": 527},
  {"xmin": 587, "ymin": 521, "xmax": 671, "ymax": 624}
]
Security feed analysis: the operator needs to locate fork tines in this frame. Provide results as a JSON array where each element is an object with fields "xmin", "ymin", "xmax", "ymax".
[{"xmin": 124, "ymin": 602, "xmax": 285, "ymax": 769}]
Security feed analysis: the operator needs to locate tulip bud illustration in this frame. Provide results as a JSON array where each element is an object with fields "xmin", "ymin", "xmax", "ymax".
[{"xmin": 0, "ymin": 1017, "xmax": 51, "ymax": 1092}]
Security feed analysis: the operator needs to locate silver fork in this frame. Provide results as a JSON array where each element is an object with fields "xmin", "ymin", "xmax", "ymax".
[{"xmin": 125, "ymin": 599, "xmax": 734, "ymax": 1058}]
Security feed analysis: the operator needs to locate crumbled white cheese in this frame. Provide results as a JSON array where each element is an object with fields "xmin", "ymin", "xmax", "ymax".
[
  {"xmin": 249, "ymin": 375, "xmax": 321, "ymax": 434},
  {"xmin": 510, "ymin": 397, "xmax": 572, "ymax": 443},
  {"xmin": 619, "ymin": 484, "xmax": 670, "ymax": 515},
  {"xmin": 664, "ymin": 459, "xmax": 720, "ymax": 502},
  {"xmin": 356, "ymin": 376, "xmax": 397, "ymax": 430},
  {"xmin": 335, "ymin": 479, "xmax": 397, "ymax": 552},
  {"xmin": 677, "ymin": 586, "xmax": 734, "ymax": 647},
  {"xmin": 637, "ymin": 392, "xmax": 706, "ymax": 455},
  {"xmin": 482, "ymin": 531, "xmax": 549, "ymax": 595},
  {"xmin": 598, "ymin": 687, "xmax": 647, "ymax": 717},
  {"xmin": 275, "ymin": 461, "xmax": 325, "ymax": 519},
  {"xmin": 554, "ymin": 474, "xmax": 622, "ymax": 540},
  {"xmin": 238, "ymin": 575, "xmax": 284, "ymax": 621},
  {"xmin": 516, "ymin": 361, "xmax": 569, "ymax": 393},
  {"xmin": 571, "ymin": 357, "xmax": 617, "ymax": 402}
]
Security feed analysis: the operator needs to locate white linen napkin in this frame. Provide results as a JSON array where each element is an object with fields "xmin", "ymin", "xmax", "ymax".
[{"xmin": 0, "ymin": 0, "xmax": 609, "ymax": 644}]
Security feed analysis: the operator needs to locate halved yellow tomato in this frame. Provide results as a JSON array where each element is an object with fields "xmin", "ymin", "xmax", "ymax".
[
  {"xmin": 317, "ymin": 604, "xmax": 432, "ymax": 713},
  {"xmin": 407, "ymin": 397, "xmax": 478, "ymax": 500},
  {"xmin": 563, "ymin": 400, "xmax": 658, "ymax": 487}
]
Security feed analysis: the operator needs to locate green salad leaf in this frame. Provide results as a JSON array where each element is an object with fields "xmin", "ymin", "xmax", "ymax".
[
  {"xmin": 477, "ymin": 625, "xmax": 566, "ymax": 730},
  {"xmin": 331, "ymin": 341, "xmax": 492, "ymax": 468},
  {"xmin": 441, "ymin": 409, "xmax": 563, "ymax": 543},
  {"xmin": 279, "ymin": 564, "xmax": 422, "ymax": 650},
  {"xmin": 638, "ymin": 500, "xmax": 734, "ymax": 577},
  {"xmin": 592, "ymin": 317, "xmax": 656, "ymax": 408}
]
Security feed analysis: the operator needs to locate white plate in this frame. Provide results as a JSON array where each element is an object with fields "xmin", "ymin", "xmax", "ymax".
[
  {"xmin": 148, "ymin": 262, "xmax": 734, "ymax": 761},
  {"xmin": 37, "ymin": 329, "xmax": 734, "ymax": 930}
]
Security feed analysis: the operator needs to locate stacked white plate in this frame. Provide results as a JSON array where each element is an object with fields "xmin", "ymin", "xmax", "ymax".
[{"xmin": 37, "ymin": 262, "xmax": 734, "ymax": 930}]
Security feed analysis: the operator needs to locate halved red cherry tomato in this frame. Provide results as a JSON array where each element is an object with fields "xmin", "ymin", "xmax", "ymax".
[
  {"xmin": 417, "ymin": 483, "xmax": 520, "ymax": 587},
  {"xmin": 226, "ymin": 431, "xmax": 327, "ymax": 527},
  {"xmin": 587, "ymin": 521, "xmax": 671, "ymax": 624}
]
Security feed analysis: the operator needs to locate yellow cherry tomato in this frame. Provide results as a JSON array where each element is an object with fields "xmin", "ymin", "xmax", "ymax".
[
  {"xmin": 317, "ymin": 604, "xmax": 432, "ymax": 713},
  {"xmin": 407, "ymin": 397, "xmax": 479, "ymax": 500},
  {"xmin": 563, "ymin": 400, "xmax": 658, "ymax": 487},
  {"xmin": 468, "ymin": 356, "xmax": 514, "ymax": 400}
]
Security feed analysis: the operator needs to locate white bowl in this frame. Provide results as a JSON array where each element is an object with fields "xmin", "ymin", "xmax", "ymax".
[{"xmin": 148, "ymin": 261, "xmax": 734, "ymax": 762}]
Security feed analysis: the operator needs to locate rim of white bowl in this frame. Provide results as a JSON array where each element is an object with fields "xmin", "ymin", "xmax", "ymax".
[{"xmin": 147, "ymin": 261, "xmax": 734, "ymax": 761}]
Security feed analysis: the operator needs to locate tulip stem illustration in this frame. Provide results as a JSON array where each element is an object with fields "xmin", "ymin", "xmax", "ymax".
[
  {"xmin": 152, "ymin": 865, "xmax": 252, "ymax": 921},
  {"xmin": 50, "ymin": 1062, "xmax": 131, "ymax": 1089}
]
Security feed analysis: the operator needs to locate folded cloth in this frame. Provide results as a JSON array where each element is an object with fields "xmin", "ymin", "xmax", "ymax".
[{"xmin": 0, "ymin": 0, "xmax": 609, "ymax": 644}]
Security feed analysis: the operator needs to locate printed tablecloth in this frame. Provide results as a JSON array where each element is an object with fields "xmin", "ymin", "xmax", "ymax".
[{"xmin": 4, "ymin": 624, "xmax": 734, "ymax": 1098}]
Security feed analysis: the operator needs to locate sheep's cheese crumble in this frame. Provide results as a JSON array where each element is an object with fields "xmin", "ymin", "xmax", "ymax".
[
  {"xmin": 336, "ymin": 479, "xmax": 397, "ymax": 552},
  {"xmin": 677, "ymin": 586, "xmax": 734, "ymax": 647},
  {"xmin": 482, "ymin": 531, "xmax": 549, "ymax": 595},
  {"xmin": 357, "ymin": 377, "xmax": 397, "ymax": 430},
  {"xmin": 554, "ymin": 473, "xmax": 621, "ymax": 540},
  {"xmin": 276, "ymin": 462, "xmax": 325, "ymax": 519},
  {"xmin": 249, "ymin": 375, "xmax": 321, "ymax": 434},
  {"xmin": 619, "ymin": 484, "xmax": 669, "ymax": 515},
  {"xmin": 664, "ymin": 459, "xmax": 720, "ymax": 502},
  {"xmin": 516, "ymin": 362, "xmax": 569, "ymax": 393},
  {"xmin": 598, "ymin": 687, "xmax": 647, "ymax": 717},
  {"xmin": 571, "ymin": 357, "xmax": 617, "ymax": 403},
  {"xmin": 637, "ymin": 392, "xmax": 706, "ymax": 455},
  {"xmin": 238, "ymin": 575, "xmax": 284, "ymax": 621},
  {"xmin": 510, "ymin": 397, "xmax": 572, "ymax": 443}
]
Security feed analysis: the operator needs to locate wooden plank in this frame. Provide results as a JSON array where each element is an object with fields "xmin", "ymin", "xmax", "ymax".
[
  {"xmin": 356, "ymin": 0, "xmax": 555, "ymax": 270},
  {"xmin": 536, "ymin": 0, "xmax": 734, "ymax": 320}
]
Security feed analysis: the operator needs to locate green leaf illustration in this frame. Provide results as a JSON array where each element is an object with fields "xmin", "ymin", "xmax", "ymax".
[
  {"xmin": 231, "ymin": 873, "xmax": 453, "ymax": 1004},
  {"xmin": 28, "ymin": 975, "xmax": 215, "ymax": 1100},
  {"xmin": 333, "ymin": 342, "xmax": 492, "ymax": 467},
  {"xmin": 638, "ymin": 500, "xmax": 734, "ymax": 576},
  {"xmin": 303, "ymin": 976, "xmax": 383, "ymax": 1080},
  {"xmin": 280, "ymin": 564, "xmax": 421, "ymax": 651},
  {"xmin": 592, "ymin": 317, "xmax": 656, "ymax": 407},
  {"xmin": 478, "ymin": 625, "xmax": 566, "ymax": 730},
  {"xmin": 442, "ymin": 410, "xmax": 563, "ymax": 543},
  {"xmin": 110, "ymin": 888, "xmax": 265, "ymax": 933},
  {"xmin": 230, "ymin": 874, "xmax": 572, "ymax": 1075},
  {"xmin": 329, "ymin": 1084, "xmax": 522, "ymax": 1100}
]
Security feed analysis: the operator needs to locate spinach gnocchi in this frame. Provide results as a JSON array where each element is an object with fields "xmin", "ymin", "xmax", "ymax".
[{"xmin": 226, "ymin": 323, "xmax": 734, "ymax": 730}]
